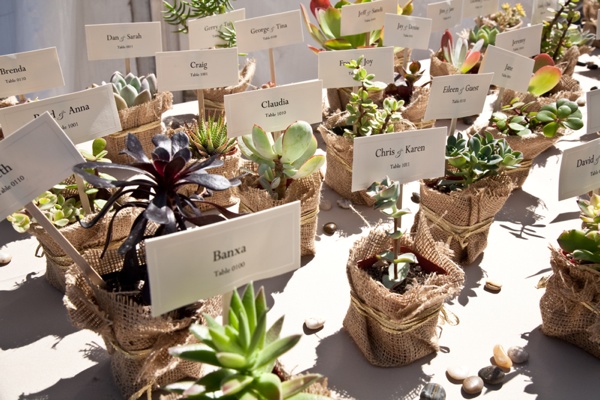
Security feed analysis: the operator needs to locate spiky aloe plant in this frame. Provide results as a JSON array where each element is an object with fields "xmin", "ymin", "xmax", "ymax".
[
  {"xmin": 188, "ymin": 116, "xmax": 237, "ymax": 159},
  {"xmin": 166, "ymin": 283, "xmax": 326, "ymax": 399}
]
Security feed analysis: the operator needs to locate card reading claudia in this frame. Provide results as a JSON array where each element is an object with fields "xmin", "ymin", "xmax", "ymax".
[
  {"xmin": 462, "ymin": 0, "xmax": 499, "ymax": 19},
  {"xmin": 427, "ymin": 0, "xmax": 463, "ymax": 32},
  {"xmin": 235, "ymin": 10, "xmax": 304, "ymax": 53},
  {"xmin": 479, "ymin": 45, "xmax": 534, "ymax": 92},
  {"xmin": 340, "ymin": 0, "xmax": 397, "ymax": 36},
  {"xmin": 156, "ymin": 48, "xmax": 239, "ymax": 92},
  {"xmin": 495, "ymin": 24, "xmax": 543, "ymax": 58},
  {"xmin": 383, "ymin": 15, "xmax": 433, "ymax": 50},
  {"xmin": 0, "ymin": 113, "xmax": 84, "ymax": 222},
  {"xmin": 0, "ymin": 47, "xmax": 64, "ymax": 98},
  {"xmin": 188, "ymin": 9, "xmax": 246, "ymax": 49},
  {"xmin": 424, "ymin": 73, "xmax": 494, "ymax": 120},
  {"xmin": 85, "ymin": 22, "xmax": 162, "ymax": 60},
  {"xmin": 559, "ymin": 139, "xmax": 600, "ymax": 200},
  {"xmin": 531, "ymin": 0, "xmax": 558, "ymax": 25},
  {"xmin": 587, "ymin": 89, "xmax": 600, "ymax": 134},
  {"xmin": 318, "ymin": 47, "xmax": 394, "ymax": 88},
  {"xmin": 352, "ymin": 127, "xmax": 447, "ymax": 191},
  {"xmin": 224, "ymin": 80, "xmax": 322, "ymax": 137},
  {"xmin": 146, "ymin": 202, "xmax": 301, "ymax": 316},
  {"xmin": 0, "ymin": 85, "xmax": 121, "ymax": 144}
]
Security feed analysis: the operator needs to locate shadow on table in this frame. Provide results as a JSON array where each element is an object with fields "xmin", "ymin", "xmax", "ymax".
[
  {"xmin": 495, "ymin": 190, "xmax": 547, "ymax": 240},
  {"xmin": 308, "ymin": 329, "xmax": 436, "ymax": 400},
  {"xmin": 0, "ymin": 271, "xmax": 78, "ymax": 350},
  {"xmin": 454, "ymin": 258, "xmax": 484, "ymax": 307},
  {"xmin": 0, "ymin": 219, "xmax": 30, "ymax": 248}
]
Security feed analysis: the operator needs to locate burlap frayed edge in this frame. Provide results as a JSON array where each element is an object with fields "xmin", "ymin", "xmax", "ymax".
[
  {"xmin": 119, "ymin": 91, "xmax": 173, "ymax": 131},
  {"xmin": 430, "ymin": 53, "xmax": 460, "ymax": 77}
]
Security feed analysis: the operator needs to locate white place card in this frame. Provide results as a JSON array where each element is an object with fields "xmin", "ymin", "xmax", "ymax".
[
  {"xmin": 146, "ymin": 202, "xmax": 301, "ymax": 316},
  {"xmin": 559, "ymin": 139, "xmax": 600, "ymax": 200},
  {"xmin": 0, "ymin": 47, "xmax": 64, "ymax": 98},
  {"xmin": 0, "ymin": 85, "xmax": 121, "ymax": 144},
  {"xmin": 462, "ymin": 0, "xmax": 499, "ymax": 19},
  {"xmin": 480, "ymin": 45, "xmax": 534, "ymax": 92},
  {"xmin": 156, "ymin": 48, "xmax": 239, "ymax": 92},
  {"xmin": 587, "ymin": 89, "xmax": 600, "ymax": 134},
  {"xmin": 427, "ymin": 0, "xmax": 463, "ymax": 32},
  {"xmin": 424, "ymin": 73, "xmax": 494, "ymax": 120},
  {"xmin": 235, "ymin": 10, "xmax": 304, "ymax": 53},
  {"xmin": 85, "ymin": 22, "xmax": 162, "ymax": 60},
  {"xmin": 340, "ymin": 0, "xmax": 397, "ymax": 36},
  {"xmin": 0, "ymin": 113, "xmax": 84, "ymax": 222},
  {"xmin": 531, "ymin": 0, "xmax": 558, "ymax": 25},
  {"xmin": 352, "ymin": 127, "xmax": 447, "ymax": 191},
  {"xmin": 383, "ymin": 15, "xmax": 433, "ymax": 50},
  {"xmin": 224, "ymin": 80, "xmax": 322, "ymax": 138},
  {"xmin": 188, "ymin": 9, "xmax": 246, "ymax": 50},
  {"xmin": 318, "ymin": 47, "xmax": 394, "ymax": 89},
  {"xmin": 495, "ymin": 24, "xmax": 543, "ymax": 58}
]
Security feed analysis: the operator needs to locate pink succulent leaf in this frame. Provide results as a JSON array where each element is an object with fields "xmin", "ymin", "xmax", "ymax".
[
  {"xmin": 528, "ymin": 65, "xmax": 561, "ymax": 96},
  {"xmin": 533, "ymin": 53, "xmax": 555, "ymax": 73},
  {"xmin": 460, "ymin": 51, "xmax": 481, "ymax": 73},
  {"xmin": 441, "ymin": 30, "xmax": 453, "ymax": 63},
  {"xmin": 310, "ymin": 0, "xmax": 332, "ymax": 18}
]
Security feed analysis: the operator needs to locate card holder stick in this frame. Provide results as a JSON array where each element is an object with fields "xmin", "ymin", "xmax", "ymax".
[
  {"xmin": 269, "ymin": 48, "xmax": 277, "ymax": 86},
  {"xmin": 402, "ymin": 48, "xmax": 409, "ymax": 71},
  {"xmin": 125, "ymin": 58, "xmax": 132, "ymax": 75},
  {"xmin": 75, "ymin": 174, "xmax": 93, "ymax": 215},
  {"xmin": 197, "ymin": 90, "xmax": 206, "ymax": 121},
  {"xmin": 449, "ymin": 117, "xmax": 457, "ymax": 137},
  {"xmin": 493, "ymin": 87, "xmax": 505, "ymax": 112}
]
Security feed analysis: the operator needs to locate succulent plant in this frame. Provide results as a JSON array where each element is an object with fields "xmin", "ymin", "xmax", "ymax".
[
  {"xmin": 163, "ymin": 0, "xmax": 235, "ymax": 33},
  {"xmin": 383, "ymin": 60, "xmax": 425, "ymax": 106},
  {"xmin": 187, "ymin": 115, "xmax": 237, "ymax": 159},
  {"xmin": 578, "ymin": 194, "xmax": 600, "ymax": 231},
  {"xmin": 557, "ymin": 229, "xmax": 600, "ymax": 267},
  {"xmin": 165, "ymin": 282, "xmax": 326, "ymax": 399},
  {"xmin": 477, "ymin": 3, "xmax": 526, "ymax": 31},
  {"xmin": 526, "ymin": 53, "xmax": 563, "ymax": 97},
  {"xmin": 534, "ymin": 98, "xmax": 584, "ymax": 137},
  {"xmin": 468, "ymin": 25, "xmax": 499, "ymax": 48},
  {"xmin": 439, "ymin": 30, "xmax": 484, "ymax": 74},
  {"xmin": 110, "ymin": 71, "xmax": 158, "ymax": 110},
  {"xmin": 239, "ymin": 121, "xmax": 325, "ymax": 200},
  {"xmin": 366, "ymin": 177, "xmax": 415, "ymax": 289}
]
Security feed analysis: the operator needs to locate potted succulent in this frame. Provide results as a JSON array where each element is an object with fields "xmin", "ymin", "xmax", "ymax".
[
  {"xmin": 411, "ymin": 132, "xmax": 523, "ymax": 264},
  {"xmin": 64, "ymin": 132, "xmax": 242, "ymax": 398},
  {"xmin": 343, "ymin": 177, "xmax": 464, "ymax": 366},
  {"xmin": 475, "ymin": 2, "xmax": 527, "ymax": 32},
  {"xmin": 430, "ymin": 30, "xmax": 484, "ymax": 77},
  {"xmin": 540, "ymin": 194, "xmax": 600, "ymax": 359},
  {"xmin": 166, "ymin": 282, "xmax": 333, "ymax": 399},
  {"xmin": 236, "ymin": 120, "xmax": 325, "ymax": 256}
]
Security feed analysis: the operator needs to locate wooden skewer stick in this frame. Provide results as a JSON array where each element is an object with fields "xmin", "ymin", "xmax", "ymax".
[
  {"xmin": 449, "ymin": 117, "xmax": 458, "ymax": 137},
  {"xmin": 493, "ymin": 87, "xmax": 505, "ymax": 112},
  {"xmin": 75, "ymin": 174, "xmax": 92, "ymax": 215},
  {"xmin": 197, "ymin": 89, "xmax": 205, "ymax": 122},
  {"xmin": 269, "ymin": 48, "xmax": 277, "ymax": 86},
  {"xmin": 125, "ymin": 58, "xmax": 132, "ymax": 75}
]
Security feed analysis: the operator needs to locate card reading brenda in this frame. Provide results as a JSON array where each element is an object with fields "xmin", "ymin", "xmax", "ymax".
[
  {"xmin": 559, "ymin": 139, "xmax": 600, "ymax": 200},
  {"xmin": 0, "ymin": 47, "xmax": 64, "ymax": 98},
  {"xmin": 145, "ymin": 202, "xmax": 301, "ymax": 316}
]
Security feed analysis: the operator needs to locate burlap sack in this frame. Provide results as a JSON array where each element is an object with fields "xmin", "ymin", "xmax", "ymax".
[
  {"xmin": 500, "ymin": 84, "xmax": 582, "ymax": 113},
  {"xmin": 324, "ymin": 87, "xmax": 385, "ymax": 119},
  {"xmin": 105, "ymin": 120, "xmax": 163, "ymax": 164},
  {"xmin": 540, "ymin": 247, "xmax": 600, "ymax": 358},
  {"xmin": 413, "ymin": 175, "xmax": 514, "ymax": 264},
  {"xmin": 31, "ymin": 208, "xmax": 135, "ymax": 293},
  {"xmin": 64, "ymin": 246, "xmax": 222, "ymax": 399},
  {"xmin": 583, "ymin": 0, "xmax": 600, "ymax": 47},
  {"xmin": 430, "ymin": 53, "xmax": 460, "ymax": 77},
  {"xmin": 403, "ymin": 86, "xmax": 436, "ymax": 129},
  {"xmin": 118, "ymin": 91, "xmax": 173, "ymax": 131},
  {"xmin": 557, "ymin": 45, "xmax": 594, "ymax": 77},
  {"xmin": 203, "ymin": 59, "xmax": 256, "ymax": 118},
  {"xmin": 343, "ymin": 214, "xmax": 464, "ymax": 367},
  {"xmin": 236, "ymin": 162, "xmax": 322, "ymax": 256},
  {"xmin": 393, "ymin": 48, "xmax": 413, "ymax": 74}
]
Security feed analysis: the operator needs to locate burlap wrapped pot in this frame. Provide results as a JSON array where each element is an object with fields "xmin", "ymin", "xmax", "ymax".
[
  {"xmin": 500, "ymin": 76, "xmax": 582, "ymax": 113},
  {"xmin": 412, "ymin": 174, "xmax": 514, "ymax": 264},
  {"xmin": 540, "ymin": 247, "xmax": 600, "ymax": 358},
  {"xmin": 64, "ymin": 246, "xmax": 222, "ymax": 399},
  {"xmin": 323, "ymin": 87, "xmax": 384, "ymax": 120},
  {"xmin": 402, "ymin": 86, "xmax": 436, "ymax": 129},
  {"xmin": 235, "ymin": 162, "xmax": 322, "ymax": 256},
  {"xmin": 343, "ymin": 214, "xmax": 464, "ymax": 367},
  {"xmin": 583, "ymin": 0, "xmax": 600, "ymax": 47},
  {"xmin": 429, "ymin": 53, "xmax": 460, "ymax": 77},
  {"xmin": 202, "ymin": 58, "xmax": 256, "ymax": 118}
]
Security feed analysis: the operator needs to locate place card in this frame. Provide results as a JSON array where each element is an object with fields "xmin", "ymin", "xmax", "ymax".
[
  {"xmin": 146, "ymin": 202, "xmax": 301, "ymax": 316},
  {"xmin": 318, "ymin": 47, "xmax": 394, "ymax": 89},
  {"xmin": 587, "ymin": 88, "xmax": 600, "ymax": 134},
  {"xmin": 427, "ymin": 0, "xmax": 463, "ymax": 32},
  {"xmin": 188, "ymin": 9, "xmax": 246, "ymax": 50},
  {"xmin": 0, "ymin": 113, "xmax": 84, "ymax": 221},
  {"xmin": 383, "ymin": 15, "xmax": 433, "ymax": 50},
  {"xmin": 495, "ymin": 24, "xmax": 543, "ymax": 58},
  {"xmin": 480, "ymin": 45, "xmax": 534, "ymax": 92},
  {"xmin": 224, "ymin": 80, "xmax": 322, "ymax": 137},
  {"xmin": 156, "ymin": 48, "xmax": 239, "ymax": 92},
  {"xmin": 462, "ymin": 0, "xmax": 499, "ymax": 19},
  {"xmin": 424, "ymin": 73, "xmax": 494, "ymax": 120},
  {"xmin": 340, "ymin": 0, "xmax": 397, "ymax": 36},
  {"xmin": 0, "ymin": 47, "xmax": 64, "ymax": 98},
  {"xmin": 531, "ymin": 0, "xmax": 558, "ymax": 25},
  {"xmin": 0, "ymin": 85, "xmax": 121, "ymax": 144},
  {"xmin": 559, "ymin": 139, "xmax": 600, "ymax": 200},
  {"xmin": 85, "ymin": 22, "xmax": 162, "ymax": 60},
  {"xmin": 235, "ymin": 10, "xmax": 303, "ymax": 53},
  {"xmin": 352, "ymin": 127, "xmax": 447, "ymax": 191}
]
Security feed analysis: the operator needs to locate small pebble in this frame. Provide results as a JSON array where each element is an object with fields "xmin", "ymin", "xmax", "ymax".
[
  {"xmin": 0, "ymin": 251, "xmax": 12, "ymax": 265},
  {"xmin": 446, "ymin": 365, "xmax": 470, "ymax": 381},
  {"xmin": 587, "ymin": 63, "xmax": 599, "ymax": 70},
  {"xmin": 462, "ymin": 376, "xmax": 484, "ymax": 395},
  {"xmin": 478, "ymin": 366, "xmax": 505, "ymax": 385},
  {"xmin": 411, "ymin": 192, "xmax": 421, "ymax": 204},
  {"xmin": 462, "ymin": 115, "xmax": 477, "ymax": 125},
  {"xmin": 507, "ymin": 346, "xmax": 529, "ymax": 364},
  {"xmin": 337, "ymin": 198, "xmax": 351, "ymax": 209},
  {"xmin": 320, "ymin": 199, "xmax": 332, "ymax": 211},
  {"xmin": 323, "ymin": 222, "xmax": 337, "ymax": 236},
  {"xmin": 592, "ymin": 86, "xmax": 599, "ymax": 91},
  {"xmin": 493, "ymin": 344, "xmax": 513, "ymax": 369},
  {"xmin": 420, "ymin": 383, "xmax": 446, "ymax": 400},
  {"xmin": 577, "ymin": 97, "xmax": 586, "ymax": 107},
  {"xmin": 484, "ymin": 279, "xmax": 502, "ymax": 293},
  {"xmin": 304, "ymin": 317, "xmax": 325, "ymax": 330}
]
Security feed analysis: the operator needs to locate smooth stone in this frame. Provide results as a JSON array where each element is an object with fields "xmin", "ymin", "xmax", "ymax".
[
  {"xmin": 337, "ymin": 199, "xmax": 351, "ymax": 209},
  {"xmin": 320, "ymin": 199, "xmax": 332, "ymax": 211},
  {"xmin": 304, "ymin": 317, "xmax": 325, "ymax": 330},
  {"xmin": 485, "ymin": 279, "xmax": 502, "ymax": 293},
  {"xmin": 323, "ymin": 222, "xmax": 337, "ymax": 236},
  {"xmin": 446, "ymin": 366, "xmax": 470, "ymax": 381},
  {"xmin": 587, "ymin": 63, "xmax": 598, "ymax": 70},
  {"xmin": 478, "ymin": 366, "xmax": 505, "ymax": 385},
  {"xmin": 0, "ymin": 251, "xmax": 12, "ymax": 265},
  {"xmin": 507, "ymin": 346, "xmax": 529, "ymax": 364},
  {"xmin": 462, "ymin": 376, "xmax": 484, "ymax": 394},
  {"xmin": 411, "ymin": 192, "xmax": 421, "ymax": 204},
  {"xmin": 493, "ymin": 344, "xmax": 513, "ymax": 369},
  {"xmin": 420, "ymin": 383, "xmax": 446, "ymax": 400},
  {"xmin": 577, "ymin": 97, "xmax": 586, "ymax": 107}
]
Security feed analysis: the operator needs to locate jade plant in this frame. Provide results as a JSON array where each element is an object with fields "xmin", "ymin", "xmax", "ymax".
[
  {"xmin": 187, "ymin": 115, "xmax": 237, "ymax": 159},
  {"xmin": 435, "ymin": 132, "xmax": 523, "ymax": 191},
  {"xmin": 108, "ymin": 71, "xmax": 158, "ymax": 110},
  {"xmin": 527, "ymin": 53, "xmax": 563, "ymax": 97},
  {"xmin": 239, "ymin": 121, "xmax": 325, "ymax": 200},
  {"xmin": 439, "ymin": 30, "xmax": 483, "ymax": 74},
  {"xmin": 366, "ymin": 177, "xmax": 416, "ymax": 289},
  {"xmin": 165, "ymin": 282, "xmax": 326, "ymax": 399}
]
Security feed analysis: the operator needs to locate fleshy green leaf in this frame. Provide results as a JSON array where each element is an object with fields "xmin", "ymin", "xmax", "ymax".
[{"xmin": 528, "ymin": 65, "xmax": 561, "ymax": 96}]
